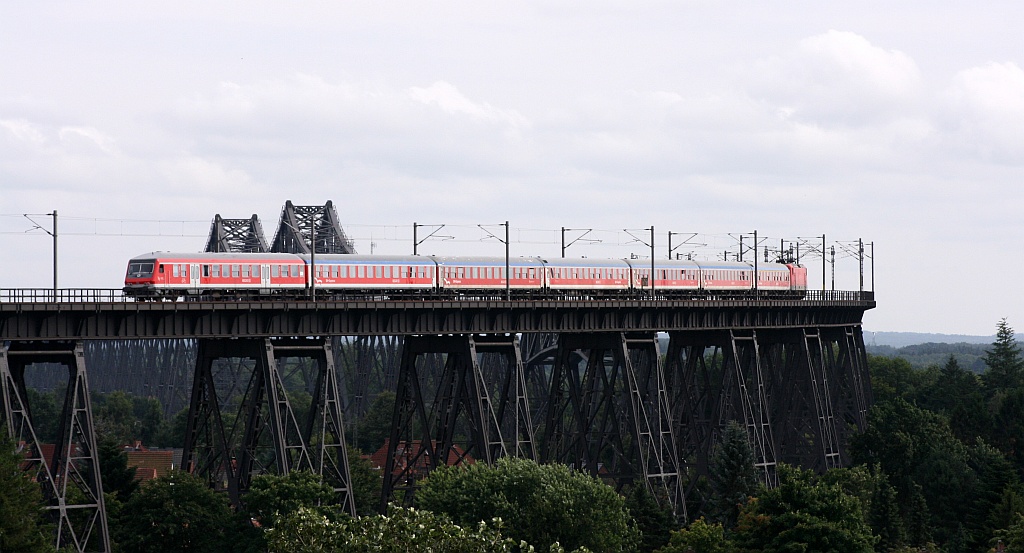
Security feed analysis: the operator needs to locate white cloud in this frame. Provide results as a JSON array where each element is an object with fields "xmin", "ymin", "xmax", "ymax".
[
  {"xmin": 409, "ymin": 81, "xmax": 529, "ymax": 130},
  {"xmin": 748, "ymin": 30, "xmax": 924, "ymax": 126},
  {"xmin": 0, "ymin": 118, "xmax": 46, "ymax": 145},
  {"xmin": 58, "ymin": 126, "xmax": 120, "ymax": 155},
  {"xmin": 940, "ymin": 61, "xmax": 1024, "ymax": 163}
]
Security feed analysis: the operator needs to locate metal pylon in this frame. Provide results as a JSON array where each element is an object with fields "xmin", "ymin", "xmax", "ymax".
[
  {"xmin": 727, "ymin": 330, "xmax": 778, "ymax": 488},
  {"xmin": 540, "ymin": 333, "xmax": 686, "ymax": 519},
  {"xmin": 802, "ymin": 329, "xmax": 842, "ymax": 470},
  {"xmin": 0, "ymin": 341, "xmax": 110, "ymax": 553},
  {"xmin": 182, "ymin": 338, "xmax": 354, "ymax": 514},
  {"xmin": 380, "ymin": 334, "xmax": 532, "ymax": 510}
]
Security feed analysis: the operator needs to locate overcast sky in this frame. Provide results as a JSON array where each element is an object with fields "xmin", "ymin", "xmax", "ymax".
[{"xmin": 2, "ymin": 2, "xmax": 1022, "ymax": 336}]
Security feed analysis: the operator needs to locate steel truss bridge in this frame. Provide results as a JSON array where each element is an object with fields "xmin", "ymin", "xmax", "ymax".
[{"xmin": 1, "ymin": 290, "xmax": 874, "ymax": 553}]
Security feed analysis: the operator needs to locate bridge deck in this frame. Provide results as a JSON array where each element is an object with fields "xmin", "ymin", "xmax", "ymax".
[{"xmin": 1, "ymin": 289, "xmax": 874, "ymax": 340}]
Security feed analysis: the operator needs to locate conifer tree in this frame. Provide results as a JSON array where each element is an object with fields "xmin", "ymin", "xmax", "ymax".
[
  {"xmin": 869, "ymin": 470, "xmax": 905, "ymax": 551},
  {"xmin": 0, "ymin": 433, "xmax": 53, "ymax": 553},
  {"xmin": 709, "ymin": 420, "xmax": 759, "ymax": 528},
  {"xmin": 984, "ymin": 318, "xmax": 1024, "ymax": 393}
]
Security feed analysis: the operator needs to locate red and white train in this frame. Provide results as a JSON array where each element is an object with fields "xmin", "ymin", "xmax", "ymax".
[{"xmin": 124, "ymin": 252, "xmax": 807, "ymax": 300}]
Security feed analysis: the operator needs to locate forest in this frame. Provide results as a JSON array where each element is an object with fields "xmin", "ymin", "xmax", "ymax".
[{"xmin": 3, "ymin": 319, "xmax": 1024, "ymax": 552}]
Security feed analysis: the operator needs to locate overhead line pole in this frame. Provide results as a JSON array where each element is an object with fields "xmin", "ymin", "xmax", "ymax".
[{"xmin": 24, "ymin": 211, "xmax": 58, "ymax": 297}]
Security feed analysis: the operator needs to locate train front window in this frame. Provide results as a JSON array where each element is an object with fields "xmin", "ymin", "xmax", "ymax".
[{"xmin": 127, "ymin": 262, "xmax": 155, "ymax": 278}]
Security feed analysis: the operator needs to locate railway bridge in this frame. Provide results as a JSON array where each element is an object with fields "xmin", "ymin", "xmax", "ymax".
[{"xmin": 1, "ymin": 289, "xmax": 874, "ymax": 553}]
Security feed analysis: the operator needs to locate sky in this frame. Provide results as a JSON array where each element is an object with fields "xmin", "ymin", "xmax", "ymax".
[{"xmin": 1, "ymin": 1, "xmax": 1022, "ymax": 336}]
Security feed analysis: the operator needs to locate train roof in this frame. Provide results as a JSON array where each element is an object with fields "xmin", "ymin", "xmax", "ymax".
[
  {"xmin": 308, "ymin": 254, "xmax": 433, "ymax": 264},
  {"xmin": 433, "ymin": 256, "xmax": 545, "ymax": 266},
  {"xmin": 541, "ymin": 258, "xmax": 632, "ymax": 268},
  {"xmin": 689, "ymin": 260, "xmax": 790, "ymax": 271},
  {"xmin": 128, "ymin": 252, "xmax": 301, "ymax": 262}
]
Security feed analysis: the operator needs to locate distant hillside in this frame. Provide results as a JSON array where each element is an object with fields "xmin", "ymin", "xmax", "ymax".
[
  {"xmin": 866, "ymin": 342, "xmax": 992, "ymax": 372},
  {"xmin": 864, "ymin": 331, "xmax": 994, "ymax": 348}
]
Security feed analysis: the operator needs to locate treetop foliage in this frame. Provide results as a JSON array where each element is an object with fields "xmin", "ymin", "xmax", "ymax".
[
  {"xmin": 416, "ymin": 456, "xmax": 640, "ymax": 553},
  {"xmin": 266, "ymin": 505, "xmax": 578, "ymax": 553},
  {"xmin": 0, "ymin": 433, "xmax": 54, "ymax": 553}
]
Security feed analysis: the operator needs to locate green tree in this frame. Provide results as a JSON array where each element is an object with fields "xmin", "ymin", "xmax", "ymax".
[
  {"xmin": 851, "ymin": 398, "xmax": 974, "ymax": 544},
  {"xmin": 622, "ymin": 484, "xmax": 675, "ymax": 552},
  {"xmin": 235, "ymin": 470, "xmax": 342, "ymax": 553},
  {"xmin": 244, "ymin": 470, "xmax": 338, "ymax": 528},
  {"xmin": 708, "ymin": 420, "xmax": 759, "ymax": 528},
  {"xmin": 266, "ymin": 505, "xmax": 539, "ymax": 553},
  {"xmin": 347, "ymin": 446, "xmax": 383, "ymax": 516},
  {"xmin": 97, "ymin": 438, "xmax": 138, "ymax": 503},
  {"xmin": 921, "ymin": 356, "xmax": 990, "ymax": 442},
  {"xmin": 965, "ymin": 439, "xmax": 1020, "ymax": 551},
  {"xmin": 417, "ymin": 456, "xmax": 640, "ymax": 552},
  {"xmin": 868, "ymin": 470, "xmax": 906, "ymax": 551},
  {"xmin": 113, "ymin": 471, "xmax": 234, "ymax": 552},
  {"xmin": 655, "ymin": 517, "xmax": 730, "ymax": 553},
  {"xmin": 984, "ymin": 318, "xmax": 1024, "ymax": 393},
  {"xmin": 869, "ymin": 355, "xmax": 931, "ymax": 404},
  {"xmin": 92, "ymin": 390, "xmax": 135, "ymax": 444},
  {"xmin": 0, "ymin": 433, "xmax": 54, "ymax": 553},
  {"xmin": 732, "ymin": 464, "xmax": 875, "ymax": 553},
  {"xmin": 354, "ymin": 391, "xmax": 394, "ymax": 453},
  {"xmin": 988, "ymin": 485, "xmax": 1024, "ymax": 536}
]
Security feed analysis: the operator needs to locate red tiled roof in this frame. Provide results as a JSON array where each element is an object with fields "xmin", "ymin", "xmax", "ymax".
[
  {"xmin": 126, "ymin": 450, "xmax": 174, "ymax": 482},
  {"xmin": 369, "ymin": 440, "xmax": 474, "ymax": 477}
]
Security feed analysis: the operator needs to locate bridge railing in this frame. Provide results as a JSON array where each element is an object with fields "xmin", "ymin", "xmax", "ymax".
[
  {"xmin": 803, "ymin": 290, "xmax": 875, "ymax": 302},
  {"xmin": 0, "ymin": 289, "xmax": 128, "ymax": 303},
  {"xmin": 0, "ymin": 288, "xmax": 875, "ymax": 304}
]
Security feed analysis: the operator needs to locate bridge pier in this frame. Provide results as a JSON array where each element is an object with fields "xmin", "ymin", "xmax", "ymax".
[
  {"xmin": 380, "ymin": 334, "xmax": 536, "ymax": 510},
  {"xmin": 181, "ymin": 337, "xmax": 355, "ymax": 514},
  {"xmin": 0, "ymin": 341, "xmax": 111, "ymax": 553},
  {"xmin": 539, "ymin": 332, "xmax": 687, "ymax": 520},
  {"xmin": 664, "ymin": 325, "xmax": 871, "ymax": 513}
]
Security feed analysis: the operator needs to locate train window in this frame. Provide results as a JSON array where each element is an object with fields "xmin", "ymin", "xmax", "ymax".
[
  {"xmin": 229, "ymin": 265, "xmax": 238, "ymax": 278},
  {"xmin": 254, "ymin": 266, "xmax": 261, "ymax": 278},
  {"xmin": 203, "ymin": 265, "xmax": 209, "ymax": 277},
  {"xmin": 211, "ymin": 265, "xmax": 220, "ymax": 278},
  {"xmin": 242, "ymin": 265, "xmax": 250, "ymax": 278},
  {"xmin": 172, "ymin": 265, "xmax": 179, "ymax": 278}
]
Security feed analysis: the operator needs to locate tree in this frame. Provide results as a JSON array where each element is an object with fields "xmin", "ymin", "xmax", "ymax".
[
  {"xmin": 417, "ymin": 456, "xmax": 640, "ymax": 552},
  {"xmin": 354, "ymin": 391, "xmax": 394, "ymax": 453},
  {"xmin": 731, "ymin": 464, "xmax": 875, "ymax": 553},
  {"xmin": 266, "ymin": 505, "xmax": 536, "ymax": 553},
  {"xmin": 916, "ymin": 355, "xmax": 990, "ymax": 443},
  {"xmin": 244, "ymin": 470, "xmax": 338, "ymax": 528},
  {"xmin": 623, "ymin": 484, "xmax": 675, "ymax": 552},
  {"xmin": 97, "ymin": 438, "xmax": 138, "ymax": 504},
  {"xmin": 984, "ymin": 318, "xmax": 1024, "ymax": 393},
  {"xmin": 868, "ymin": 470, "xmax": 906, "ymax": 552},
  {"xmin": 655, "ymin": 517, "xmax": 730, "ymax": 553},
  {"xmin": 0, "ymin": 433, "xmax": 53, "ymax": 553},
  {"xmin": 708, "ymin": 420, "xmax": 759, "ymax": 528},
  {"xmin": 347, "ymin": 446, "xmax": 383, "ymax": 516},
  {"xmin": 869, "ymin": 355, "xmax": 930, "ymax": 404},
  {"xmin": 113, "ymin": 471, "xmax": 234, "ymax": 552},
  {"xmin": 851, "ymin": 398, "xmax": 974, "ymax": 544}
]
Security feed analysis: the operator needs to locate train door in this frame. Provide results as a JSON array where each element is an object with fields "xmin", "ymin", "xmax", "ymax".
[
  {"xmin": 189, "ymin": 263, "xmax": 201, "ymax": 294},
  {"xmin": 261, "ymin": 264, "xmax": 271, "ymax": 294}
]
